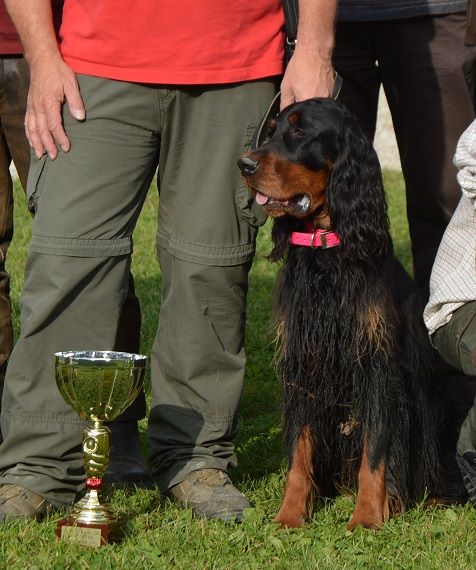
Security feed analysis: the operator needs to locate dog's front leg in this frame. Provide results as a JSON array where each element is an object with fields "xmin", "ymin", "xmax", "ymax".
[
  {"xmin": 274, "ymin": 425, "xmax": 316, "ymax": 528},
  {"xmin": 347, "ymin": 437, "xmax": 389, "ymax": 531}
]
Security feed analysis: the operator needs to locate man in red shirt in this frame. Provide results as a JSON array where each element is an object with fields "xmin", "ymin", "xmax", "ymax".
[{"xmin": 0, "ymin": 0, "xmax": 337, "ymax": 524}]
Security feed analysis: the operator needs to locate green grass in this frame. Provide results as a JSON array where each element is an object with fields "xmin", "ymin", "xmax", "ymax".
[{"xmin": 2, "ymin": 171, "xmax": 475, "ymax": 569}]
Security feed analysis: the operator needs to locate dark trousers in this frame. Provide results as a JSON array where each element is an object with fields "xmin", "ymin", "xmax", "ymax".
[
  {"xmin": 333, "ymin": 12, "xmax": 476, "ymax": 299},
  {"xmin": 0, "ymin": 57, "xmax": 30, "ymax": 390}
]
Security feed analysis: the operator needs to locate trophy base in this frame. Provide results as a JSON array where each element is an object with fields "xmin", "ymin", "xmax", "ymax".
[{"xmin": 56, "ymin": 517, "xmax": 123, "ymax": 547}]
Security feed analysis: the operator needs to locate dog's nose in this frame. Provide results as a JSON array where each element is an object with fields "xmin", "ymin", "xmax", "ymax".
[{"xmin": 237, "ymin": 156, "xmax": 259, "ymax": 176}]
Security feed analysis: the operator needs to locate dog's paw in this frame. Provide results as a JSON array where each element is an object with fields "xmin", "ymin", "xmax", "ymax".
[
  {"xmin": 273, "ymin": 512, "xmax": 303, "ymax": 529},
  {"xmin": 347, "ymin": 510, "xmax": 384, "ymax": 531}
]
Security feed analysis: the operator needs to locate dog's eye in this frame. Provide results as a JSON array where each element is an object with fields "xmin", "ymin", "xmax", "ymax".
[{"xmin": 292, "ymin": 128, "xmax": 305, "ymax": 138}]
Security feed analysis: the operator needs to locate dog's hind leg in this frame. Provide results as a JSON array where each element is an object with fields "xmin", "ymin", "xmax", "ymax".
[
  {"xmin": 347, "ymin": 438, "xmax": 390, "ymax": 531},
  {"xmin": 274, "ymin": 425, "xmax": 316, "ymax": 528}
]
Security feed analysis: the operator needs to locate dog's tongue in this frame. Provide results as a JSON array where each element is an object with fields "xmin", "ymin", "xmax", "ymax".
[{"xmin": 255, "ymin": 192, "xmax": 269, "ymax": 206}]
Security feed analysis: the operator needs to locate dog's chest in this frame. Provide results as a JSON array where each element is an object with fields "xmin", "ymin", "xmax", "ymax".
[{"xmin": 275, "ymin": 251, "xmax": 385, "ymax": 395}]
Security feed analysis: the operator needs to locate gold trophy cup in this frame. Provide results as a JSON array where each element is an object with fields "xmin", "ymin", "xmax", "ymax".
[{"xmin": 54, "ymin": 350, "xmax": 147, "ymax": 547}]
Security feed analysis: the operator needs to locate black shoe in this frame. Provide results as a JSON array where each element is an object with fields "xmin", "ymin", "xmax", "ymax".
[
  {"xmin": 104, "ymin": 421, "xmax": 153, "ymax": 487},
  {"xmin": 456, "ymin": 450, "xmax": 476, "ymax": 508}
]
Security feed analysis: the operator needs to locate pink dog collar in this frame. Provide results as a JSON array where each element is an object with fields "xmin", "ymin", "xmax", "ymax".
[{"xmin": 289, "ymin": 229, "xmax": 341, "ymax": 249}]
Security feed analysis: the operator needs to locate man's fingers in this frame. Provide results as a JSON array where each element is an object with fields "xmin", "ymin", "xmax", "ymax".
[
  {"xmin": 37, "ymin": 122, "xmax": 59, "ymax": 160},
  {"xmin": 280, "ymin": 89, "xmax": 294, "ymax": 111},
  {"xmin": 64, "ymin": 80, "xmax": 86, "ymax": 122},
  {"xmin": 68, "ymin": 102, "xmax": 85, "ymax": 122},
  {"xmin": 51, "ymin": 124, "xmax": 70, "ymax": 153},
  {"xmin": 25, "ymin": 108, "xmax": 45, "ymax": 159},
  {"xmin": 26, "ymin": 102, "xmax": 65, "ymax": 160},
  {"xmin": 279, "ymin": 50, "xmax": 336, "ymax": 111}
]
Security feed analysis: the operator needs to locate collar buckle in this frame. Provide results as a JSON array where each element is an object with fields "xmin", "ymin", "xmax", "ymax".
[{"xmin": 311, "ymin": 229, "xmax": 332, "ymax": 249}]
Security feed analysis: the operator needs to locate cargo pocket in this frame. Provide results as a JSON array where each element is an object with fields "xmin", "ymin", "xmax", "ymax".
[
  {"xmin": 26, "ymin": 151, "xmax": 49, "ymax": 214},
  {"xmin": 235, "ymin": 124, "xmax": 268, "ymax": 228}
]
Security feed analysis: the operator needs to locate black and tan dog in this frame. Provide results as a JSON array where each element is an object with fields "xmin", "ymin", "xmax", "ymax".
[{"xmin": 238, "ymin": 98, "xmax": 452, "ymax": 530}]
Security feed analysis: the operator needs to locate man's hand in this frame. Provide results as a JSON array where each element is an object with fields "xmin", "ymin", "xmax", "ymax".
[
  {"xmin": 280, "ymin": 47, "xmax": 335, "ymax": 110},
  {"xmin": 280, "ymin": 0, "xmax": 337, "ymax": 110},
  {"xmin": 26, "ymin": 54, "xmax": 85, "ymax": 159},
  {"xmin": 4, "ymin": 0, "xmax": 86, "ymax": 159}
]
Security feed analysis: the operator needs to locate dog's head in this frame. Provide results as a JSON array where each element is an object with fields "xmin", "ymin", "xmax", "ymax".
[
  {"xmin": 238, "ymin": 98, "xmax": 389, "ymax": 260},
  {"xmin": 238, "ymin": 98, "xmax": 342, "ymax": 224}
]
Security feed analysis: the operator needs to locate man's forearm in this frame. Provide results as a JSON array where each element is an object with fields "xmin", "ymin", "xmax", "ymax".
[
  {"xmin": 296, "ymin": 0, "xmax": 337, "ymax": 63},
  {"xmin": 5, "ymin": 0, "xmax": 60, "ymax": 64}
]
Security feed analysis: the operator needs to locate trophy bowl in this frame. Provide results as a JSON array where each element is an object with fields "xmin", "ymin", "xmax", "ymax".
[{"xmin": 54, "ymin": 350, "xmax": 147, "ymax": 547}]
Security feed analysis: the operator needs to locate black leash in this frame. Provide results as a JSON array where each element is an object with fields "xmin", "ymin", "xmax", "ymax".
[{"xmin": 282, "ymin": 0, "xmax": 299, "ymax": 63}]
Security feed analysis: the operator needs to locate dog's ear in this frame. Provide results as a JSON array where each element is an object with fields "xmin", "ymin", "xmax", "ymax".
[
  {"xmin": 327, "ymin": 119, "xmax": 389, "ymax": 260},
  {"xmin": 268, "ymin": 217, "xmax": 294, "ymax": 262}
]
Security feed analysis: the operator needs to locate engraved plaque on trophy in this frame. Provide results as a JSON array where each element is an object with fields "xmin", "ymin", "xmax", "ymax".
[{"xmin": 54, "ymin": 350, "xmax": 147, "ymax": 547}]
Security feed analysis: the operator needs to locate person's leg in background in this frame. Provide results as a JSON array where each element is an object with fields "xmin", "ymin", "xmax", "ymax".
[
  {"xmin": 377, "ymin": 13, "xmax": 476, "ymax": 299},
  {"xmin": 433, "ymin": 302, "xmax": 476, "ymax": 506},
  {"xmin": 334, "ymin": 15, "xmax": 476, "ymax": 297},
  {"xmin": 333, "ymin": 22, "xmax": 382, "ymax": 143},
  {"xmin": 148, "ymin": 80, "xmax": 275, "ymax": 521},
  {"xmin": 0, "ymin": 56, "xmax": 31, "ymax": 445}
]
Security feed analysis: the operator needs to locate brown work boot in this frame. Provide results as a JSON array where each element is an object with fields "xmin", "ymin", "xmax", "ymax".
[
  {"xmin": 168, "ymin": 469, "xmax": 250, "ymax": 522},
  {"xmin": 0, "ymin": 484, "xmax": 54, "ymax": 524}
]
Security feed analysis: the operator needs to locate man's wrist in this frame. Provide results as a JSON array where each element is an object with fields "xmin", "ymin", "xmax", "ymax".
[{"xmin": 26, "ymin": 48, "xmax": 63, "ymax": 69}]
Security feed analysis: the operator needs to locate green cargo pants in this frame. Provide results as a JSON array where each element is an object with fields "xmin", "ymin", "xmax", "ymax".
[
  {"xmin": 0, "ymin": 75, "xmax": 275, "ymax": 506},
  {"xmin": 433, "ymin": 301, "xmax": 476, "ymax": 456}
]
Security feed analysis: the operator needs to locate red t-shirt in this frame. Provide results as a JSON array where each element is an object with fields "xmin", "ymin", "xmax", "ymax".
[
  {"xmin": 0, "ymin": 1, "xmax": 22, "ymax": 54},
  {"xmin": 60, "ymin": 1, "xmax": 285, "ymax": 84}
]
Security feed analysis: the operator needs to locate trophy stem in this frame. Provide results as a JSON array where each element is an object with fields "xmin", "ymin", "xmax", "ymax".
[
  {"xmin": 74, "ymin": 489, "xmax": 114, "ymax": 525},
  {"xmin": 71, "ymin": 421, "xmax": 116, "ymax": 525}
]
